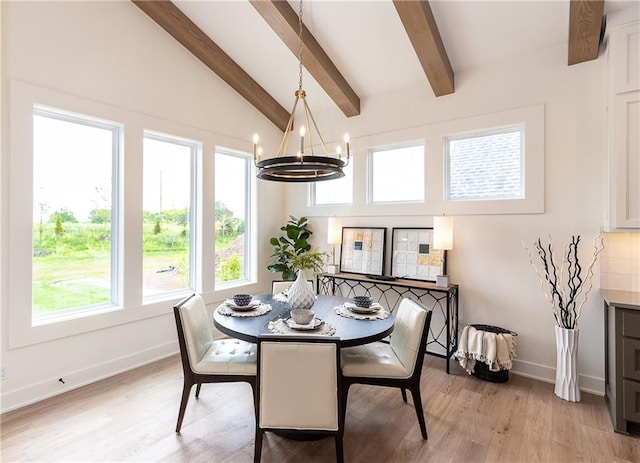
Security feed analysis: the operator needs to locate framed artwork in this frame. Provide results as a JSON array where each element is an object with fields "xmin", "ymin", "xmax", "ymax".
[
  {"xmin": 340, "ymin": 227, "xmax": 386, "ymax": 276},
  {"xmin": 391, "ymin": 228, "xmax": 446, "ymax": 282}
]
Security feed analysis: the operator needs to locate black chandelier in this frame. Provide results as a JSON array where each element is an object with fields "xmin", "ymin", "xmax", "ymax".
[{"xmin": 252, "ymin": 0, "xmax": 349, "ymax": 183}]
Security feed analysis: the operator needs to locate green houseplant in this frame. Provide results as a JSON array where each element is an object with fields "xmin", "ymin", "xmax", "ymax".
[{"xmin": 268, "ymin": 216, "xmax": 323, "ymax": 280}]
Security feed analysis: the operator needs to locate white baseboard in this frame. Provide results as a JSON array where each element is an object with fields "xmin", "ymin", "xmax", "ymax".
[
  {"xmin": 0, "ymin": 341, "xmax": 178, "ymax": 414},
  {"xmin": 510, "ymin": 359, "xmax": 604, "ymax": 396}
]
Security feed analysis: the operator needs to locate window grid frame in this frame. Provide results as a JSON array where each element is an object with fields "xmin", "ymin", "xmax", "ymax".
[
  {"xmin": 142, "ymin": 130, "xmax": 199, "ymax": 300},
  {"xmin": 214, "ymin": 147, "xmax": 254, "ymax": 288},
  {"xmin": 32, "ymin": 105, "xmax": 122, "ymax": 321},
  {"xmin": 444, "ymin": 125, "xmax": 525, "ymax": 202},
  {"xmin": 367, "ymin": 142, "xmax": 426, "ymax": 205}
]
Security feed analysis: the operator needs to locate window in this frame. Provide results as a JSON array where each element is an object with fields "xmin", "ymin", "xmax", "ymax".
[
  {"xmin": 142, "ymin": 133, "xmax": 196, "ymax": 298},
  {"xmin": 369, "ymin": 144, "xmax": 424, "ymax": 203},
  {"xmin": 215, "ymin": 149, "xmax": 252, "ymax": 286},
  {"xmin": 445, "ymin": 127, "xmax": 524, "ymax": 201},
  {"xmin": 312, "ymin": 160, "xmax": 353, "ymax": 206},
  {"xmin": 32, "ymin": 107, "xmax": 120, "ymax": 318}
]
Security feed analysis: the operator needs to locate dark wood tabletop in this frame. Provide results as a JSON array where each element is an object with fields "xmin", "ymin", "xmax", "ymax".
[{"xmin": 213, "ymin": 294, "xmax": 394, "ymax": 348}]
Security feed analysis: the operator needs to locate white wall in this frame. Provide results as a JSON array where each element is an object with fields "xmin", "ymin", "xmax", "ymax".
[
  {"xmin": 1, "ymin": 1, "xmax": 284, "ymax": 412},
  {"xmin": 287, "ymin": 43, "xmax": 609, "ymax": 394}
]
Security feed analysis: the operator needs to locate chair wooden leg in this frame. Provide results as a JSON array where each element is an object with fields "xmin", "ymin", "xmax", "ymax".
[
  {"xmin": 340, "ymin": 383, "xmax": 351, "ymax": 425},
  {"xmin": 401, "ymin": 387, "xmax": 408, "ymax": 403},
  {"xmin": 195, "ymin": 383, "xmax": 202, "ymax": 398},
  {"xmin": 175, "ymin": 381, "xmax": 193, "ymax": 433},
  {"xmin": 253, "ymin": 428, "xmax": 263, "ymax": 463},
  {"xmin": 409, "ymin": 386, "xmax": 428, "ymax": 440},
  {"xmin": 335, "ymin": 435, "xmax": 344, "ymax": 463}
]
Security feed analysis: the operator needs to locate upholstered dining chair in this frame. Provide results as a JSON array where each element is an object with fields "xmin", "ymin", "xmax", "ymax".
[
  {"xmin": 254, "ymin": 335, "xmax": 344, "ymax": 463},
  {"xmin": 340, "ymin": 298, "xmax": 433, "ymax": 440},
  {"xmin": 271, "ymin": 279, "xmax": 315, "ymax": 294},
  {"xmin": 173, "ymin": 293, "xmax": 257, "ymax": 433}
]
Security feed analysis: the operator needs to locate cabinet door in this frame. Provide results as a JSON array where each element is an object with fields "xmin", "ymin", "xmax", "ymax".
[
  {"xmin": 611, "ymin": 22, "xmax": 640, "ymax": 94},
  {"xmin": 623, "ymin": 379, "xmax": 640, "ymax": 423},
  {"xmin": 612, "ymin": 91, "xmax": 640, "ymax": 228},
  {"xmin": 623, "ymin": 338, "xmax": 640, "ymax": 381}
]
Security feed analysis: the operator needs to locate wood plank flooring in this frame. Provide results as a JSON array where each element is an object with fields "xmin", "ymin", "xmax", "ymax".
[{"xmin": 1, "ymin": 355, "xmax": 638, "ymax": 462}]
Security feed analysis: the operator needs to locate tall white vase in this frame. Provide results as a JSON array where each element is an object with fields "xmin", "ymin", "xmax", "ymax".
[
  {"xmin": 554, "ymin": 325, "xmax": 580, "ymax": 402},
  {"xmin": 287, "ymin": 271, "xmax": 315, "ymax": 311}
]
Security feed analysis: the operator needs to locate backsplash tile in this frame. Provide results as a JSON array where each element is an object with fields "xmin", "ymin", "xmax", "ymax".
[{"xmin": 601, "ymin": 233, "xmax": 640, "ymax": 291}]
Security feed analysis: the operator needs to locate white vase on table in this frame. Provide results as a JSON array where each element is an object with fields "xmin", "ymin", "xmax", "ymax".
[{"xmin": 287, "ymin": 270, "xmax": 315, "ymax": 311}]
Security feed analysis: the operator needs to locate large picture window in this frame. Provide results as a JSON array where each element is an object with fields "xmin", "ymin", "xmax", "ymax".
[
  {"xmin": 32, "ymin": 107, "xmax": 120, "ymax": 318},
  {"xmin": 215, "ymin": 149, "xmax": 253, "ymax": 286},
  {"xmin": 142, "ymin": 133, "xmax": 196, "ymax": 298}
]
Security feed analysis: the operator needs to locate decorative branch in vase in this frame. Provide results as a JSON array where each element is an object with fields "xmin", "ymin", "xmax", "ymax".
[{"xmin": 523, "ymin": 234, "xmax": 604, "ymax": 402}]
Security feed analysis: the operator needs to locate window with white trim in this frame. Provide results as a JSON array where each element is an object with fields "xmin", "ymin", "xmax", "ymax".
[
  {"xmin": 311, "ymin": 160, "xmax": 353, "ymax": 206},
  {"xmin": 215, "ymin": 149, "xmax": 253, "ymax": 286},
  {"xmin": 32, "ymin": 107, "xmax": 120, "ymax": 319},
  {"xmin": 142, "ymin": 132, "xmax": 197, "ymax": 298},
  {"xmin": 445, "ymin": 126, "xmax": 524, "ymax": 201},
  {"xmin": 368, "ymin": 144, "xmax": 424, "ymax": 203}
]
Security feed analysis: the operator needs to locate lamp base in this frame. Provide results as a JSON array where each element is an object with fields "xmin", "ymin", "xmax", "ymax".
[
  {"xmin": 327, "ymin": 264, "xmax": 340, "ymax": 274},
  {"xmin": 436, "ymin": 275, "xmax": 449, "ymax": 287}
]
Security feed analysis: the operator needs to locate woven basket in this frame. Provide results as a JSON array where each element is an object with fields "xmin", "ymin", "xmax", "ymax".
[{"xmin": 470, "ymin": 324, "xmax": 516, "ymax": 383}]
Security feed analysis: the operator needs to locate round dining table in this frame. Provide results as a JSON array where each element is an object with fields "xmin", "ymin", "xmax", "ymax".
[{"xmin": 213, "ymin": 294, "xmax": 394, "ymax": 347}]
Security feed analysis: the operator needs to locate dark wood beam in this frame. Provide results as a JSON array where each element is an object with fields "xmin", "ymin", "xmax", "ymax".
[
  {"xmin": 250, "ymin": 0, "xmax": 360, "ymax": 117},
  {"xmin": 132, "ymin": 0, "xmax": 290, "ymax": 131},
  {"xmin": 568, "ymin": 0, "xmax": 605, "ymax": 65},
  {"xmin": 393, "ymin": 0, "xmax": 454, "ymax": 97}
]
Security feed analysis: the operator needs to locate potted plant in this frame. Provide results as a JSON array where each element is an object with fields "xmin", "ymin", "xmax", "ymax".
[
  {"xmin": 267, "ymin": 215, "xmax": 314, "ymax": 281},
  {"xmin": 523, "ymin": 235, "xmax": 604, "ymax": 402},
  {"xmin": 268, "ymin": 216, "xmax": 328, "ymax": 311}
]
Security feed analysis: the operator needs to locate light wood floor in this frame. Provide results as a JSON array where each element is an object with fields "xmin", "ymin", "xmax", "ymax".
[{"xmin": 1, "ymin": 354, "xmax": 639, "ymax": 463}]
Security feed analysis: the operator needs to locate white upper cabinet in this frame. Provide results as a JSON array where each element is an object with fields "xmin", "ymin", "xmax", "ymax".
[
  {"xmin": 611, "ymin": 22, "xmax": 640, "ymax": 94},
  {"xmin": 606, "ymin": 15, "xmax": 640, "ymax": 230}
]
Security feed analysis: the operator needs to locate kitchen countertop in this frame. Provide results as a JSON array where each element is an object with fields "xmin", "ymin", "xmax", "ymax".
[{"xmin": 601, "ymin": 289, "xmax": 640, "ymax": 310}]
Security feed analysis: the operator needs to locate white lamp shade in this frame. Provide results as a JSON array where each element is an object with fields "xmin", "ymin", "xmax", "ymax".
[
  {"xmin": 327, "ymin": 217, "xmax": 342, "ymax": 245},
  {"xmin": 433, "ymin": 216, "xmax": 453, "ymax": 250}
]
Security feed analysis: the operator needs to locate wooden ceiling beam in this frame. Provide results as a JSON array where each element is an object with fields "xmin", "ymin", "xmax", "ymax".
[
  {"xmin": 393, "ymin": 0, "xmax": 454, "ymax": 97},
  {"xmin": 568, "ymin": 0, "xmax": 605, "ymax": 65},
  {"xmin": 132, "ymin": 0, "xmax": 290, "ymax": 131},
  {"xmin": 250, "ymin": 0, "xmax": 360, "ymax": 117}
]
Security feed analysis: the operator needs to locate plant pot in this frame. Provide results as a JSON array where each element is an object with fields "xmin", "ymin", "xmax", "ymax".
[
  {"xmin": 287, "ymin": 271, "xmax": 315, "ymax": 311},
  {"xmin": 554, "ymin": 325, "xmax": 580, "ymax": 402}
]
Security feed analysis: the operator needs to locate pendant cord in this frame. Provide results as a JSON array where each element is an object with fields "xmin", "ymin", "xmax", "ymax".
[{"xmin": 298, "ymin": 0, "xmax": 304, "ymax": 92}]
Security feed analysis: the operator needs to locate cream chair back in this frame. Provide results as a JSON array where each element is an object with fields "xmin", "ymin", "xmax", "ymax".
[
  {"xmin": 257, "ymin": 337, "xmax": 340, "ymax": 431},
  {"xmin": 177, "ymin": 294, "xmax": 213, "ymax": 370},
  {"xmin": 271, "ymin": 280, "xmax": 294, "ymax": 294},
  {"xmin": 271, "ymin": 279, "xmax": 316, "ymax": 294},
  {"xmin": 390, "ymin": 298, "xmax": 428, "ymax": 373}
]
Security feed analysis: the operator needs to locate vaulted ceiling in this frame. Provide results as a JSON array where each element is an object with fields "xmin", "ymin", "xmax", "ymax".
[{"xmin": 133, "ymin": 0, "xmax": 632, "ymax": 131}]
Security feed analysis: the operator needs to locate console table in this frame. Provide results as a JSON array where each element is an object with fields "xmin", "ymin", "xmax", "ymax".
[{"xmin": 318, "ymin": 272, "xmax": 459, "ymax": 373}]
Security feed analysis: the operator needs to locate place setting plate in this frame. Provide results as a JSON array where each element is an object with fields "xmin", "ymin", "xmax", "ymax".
[
  {"xmin": 285, "ymin": 318, "xmax": 325, "ymax": 331},
  {"xmin": 344, "ymin": 302, "xmax": 383, "ymax": 314},
  {"xmin": 224, "ymin": 299, "xmax": 260, "ymax": 311}
]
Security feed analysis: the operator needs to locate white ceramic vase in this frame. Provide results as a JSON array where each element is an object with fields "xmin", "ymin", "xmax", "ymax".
[
  {"xmin": 287, "ymin": 270, "xmax": 315, "ymax": 311},
  {"xmin": 554, "ymin": 325, "xmax": 580, "ymax": 402}
]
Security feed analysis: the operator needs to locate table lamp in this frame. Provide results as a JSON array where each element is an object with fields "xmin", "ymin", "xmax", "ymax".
[
  {"xmin": 327, "ymin": 217, "xmax": 342, "ymax": 274},
  {"xmin": 433, "ymin": 215, "xmax": 453, "ymax": 286}
]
